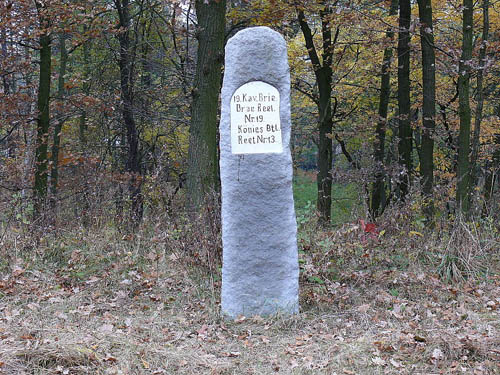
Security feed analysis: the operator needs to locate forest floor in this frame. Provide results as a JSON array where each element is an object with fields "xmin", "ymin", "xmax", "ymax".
[{"xmin": 0, "ymin": 217, "xmax": 499, "ymax": 375}]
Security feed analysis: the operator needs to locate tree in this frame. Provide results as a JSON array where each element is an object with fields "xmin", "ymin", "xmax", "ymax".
[
  {"xmin": 456, "ymin": 0, "xmax": 473, "ymax": 214},
  {"xmin": 417, "ymin": 0, "xmax": 436, "ymax": 223},
  {"xmin": 186, "ymin": 0, "xmax": 227, "ymax": 212},
  {"xmin": 297, "ymin": 3, "xmax": 336, "ymax": 226},
  {"xmin": 397, "ymin": 0, "xmax": 412, "ymax": 201},
  {"xmin": 483, "ymin": 134, "xmax": 500, "ymax": 214},
  {"xmin": 33, "ymin": 1, "xmax": 52, "ymax": 218},
  {"xmin": 78, "ymin": 26, "xmax": 91, "ymax": 151},
  {"xmin": 470, "ymin": 0, "xmax": 489, "ymax": 202},
  {"xmin": 115, "ymin": 0, "xmax": 143, "ymax": 224},
  {"xmin": 49, "ymin": 32, "xmax": 68, "ymax": 213},
  {"xmin": 370, "ymin": 0, "xmax": 398, "ymax": 219}
]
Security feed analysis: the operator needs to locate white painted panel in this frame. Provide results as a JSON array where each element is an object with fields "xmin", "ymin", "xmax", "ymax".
[{"xmin": 230, "ymin": 81, "xmax": 282, "ymax": 154}]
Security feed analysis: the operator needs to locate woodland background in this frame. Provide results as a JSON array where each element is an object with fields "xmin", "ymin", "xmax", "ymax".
[
  {"xmin": 1, "ymin": 0, "xmax": 500, "ymax": 226},
  {"xmin": 0, "ymin": 0, "xmax": 499, "ymax": 374}
]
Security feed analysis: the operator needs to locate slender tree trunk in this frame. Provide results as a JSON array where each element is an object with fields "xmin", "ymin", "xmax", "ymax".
[
  {"xmin": 49, "ymin": 33, "xmax": 68, "ymax": 215},
  {"xmin": 456, "ymin": 0, "xmax": 473, "ymax": 214},
  {"xmin": 79, "ymin": 27, "xmax": 91, "ymax": 149},
  {"xmin": 186, "ymin": 0, "xmax": 226, "ymax": 212},
  {"xmin": 316, "ymin": 6, "xmax": 334, "ymax": 226},
  {"xmin": 79, "ymin": 32, "xmax": 91, "ymax": 226},
  {"xmin": 317, "ymin": 67, "xmax": 333, "ymax": 225},
  {"xmin": 116, "ymin": 0, "xmax": 143, "ymax": 225},
  {"xmin": 139, "ymin": 18, "xmax": 154, "ymax": 175},
  {"xmin": 417, "ymin": 0, "xmax": 436, "ymax": 223},
  {"xmin": 397, "ymin": 0, "xmax": 412, "ymax": 200},
  {"xmin": 139, "ymin": 19, "xmax": 153, "ymax": 129},
  {"xmin": 297, "ymin": 7, "xmax": 335, "ymax": 226},
  {"xmin": 1, "ymin": 30, "xmax": 15, "ymax": 158},
  {"xmin": 1, "ymin": 29, "xmax": 9, "ymax": 95},
  {"xmin": 22, "ymin": 46, "xmax": 35, "ymax": 200},
  {"xmin": 370, "ymin": 0, "xmax": 398, "ymax": 218},
  {"xmin": 33, "ymin": 28, "xmax": 52, "ymax": 218},
  {"xmin": 483, "ymin": 134, "xmax": 500, "ymax": 214},
  {"xmin": 470, "ymin": 0, "xmax": 489, "ymax": 200}
]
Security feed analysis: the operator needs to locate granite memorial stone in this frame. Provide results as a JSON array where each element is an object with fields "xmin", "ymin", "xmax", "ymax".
[{"xmin": 220, "ymin": 27, "xmax": 299, "ymax": 318}]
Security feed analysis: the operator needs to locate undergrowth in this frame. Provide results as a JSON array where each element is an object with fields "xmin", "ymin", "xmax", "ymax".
[{"xmin": 0, "ymin": 185, "xmax": 499, "ymax": 374}]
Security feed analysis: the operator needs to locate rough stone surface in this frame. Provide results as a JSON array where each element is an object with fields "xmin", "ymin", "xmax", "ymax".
[{"xmin": 220, "ymin": 27, "xmax": 299, "ymax": 318}]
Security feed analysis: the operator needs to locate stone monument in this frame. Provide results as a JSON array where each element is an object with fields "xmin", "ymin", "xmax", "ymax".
[{"xmin": 219, "ymin": 27, "xmax": 299, "ymax": 318}]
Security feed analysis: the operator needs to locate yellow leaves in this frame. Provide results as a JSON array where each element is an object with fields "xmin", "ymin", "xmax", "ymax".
[
  {"xmin": 75, "ymin": 346, "xmax": 100, "ymax": 362},
  {"xmin": 480, "ymin": 116, "xmax": 500, "ymax": 140},
  {"xmin": 228, "ymin": 0, "xmax": 291, "ymax": 28}
]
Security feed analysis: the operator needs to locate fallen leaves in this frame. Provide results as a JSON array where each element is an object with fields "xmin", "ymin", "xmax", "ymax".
[
  {"xmin": 431, "ymin": 347, "xmax": 444, "ymax": 363},
  {"xmin": 98, "ymin": 324, "xmax": 114, "ymax": 334},
  {"xmin": 485, "ymin": 300, "xmax": 497, "ymax": 310},
  {"xmin": 234, "ymin": 315, "xmax": 246, "ymax": 323},
  {"xmin": 294, "ymin": 334, "xmax": 312, "ymax": 346},
  {"xmin": 389, "ymin": 358, "xmax": 403, "ymax": 368},
  {"xmin": 357, "ymin": 303, "xmax": 370, "ymax": 313},
  {"xmin": 85, "ymin": 276, "xmax": 100, "ymax": 285},
  {"xmin": 260, "ymin": 335, "xmax": 270, "ymax": 344},
  {"xmin": 11, "ymin": 265, "xmax": 25, "ymax": 278},
  {"xmin": 222, "ymin": 351, "xmax": 240, "ymax": 357},
  {"xmin": 372, "ymin": 356, "xmax": 386, "ymax": 366},
  {"xmin": 373, "ymin": 341, "xmax": 395, "ymax": 353},
  {"xmin": 103, "ymin": 354, "xmax": 117, "ymax": 363},
  {"xmin": 19, "ymin": 334, "xmax": 36, "ymax": 340},
  {"xmin": 0, "ymin": 235, "xmax": 498, "ymax": 375},
  {"xmin": 197, "ymin": 324, "xmax": 209, "ymax": 339},
  {"xmin": 414, "ymin": 334, "xmax": 427, "ymax": 342}
]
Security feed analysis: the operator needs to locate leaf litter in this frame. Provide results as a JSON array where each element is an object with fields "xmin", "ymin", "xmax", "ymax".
[{"xmin": 0, "ymin": 228, "xmax": 498, "ymax": 374}]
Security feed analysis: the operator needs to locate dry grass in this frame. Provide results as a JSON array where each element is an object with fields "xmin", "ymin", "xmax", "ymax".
[
  {"xmin": 438, "ymin": 215, "xmax": 495, "ymax": 282},
  {"xmin": 0, "ymin": 215, "xmax": 499, "ymax": 375}
]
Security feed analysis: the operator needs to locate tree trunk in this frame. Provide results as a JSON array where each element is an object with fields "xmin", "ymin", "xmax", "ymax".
[
  {"xmin": 33, "ymin": 28, "xmax": 52, "ymax": 218},
  {"xmin": 456, "ymin": 0, "xmax": 473, "ymax": 214},
  {"xmin": 186, "ymin": 0, "xmax": 226, "ymax": 212},
  {"xmin": 317, "ymin": 67, "xmax": 333, "ymax": 226},
  {"xmin": 49, "ymin": 33, "xmax": 68, "ymax": 215},
  {"xmin": 79, "ymin": 27, "xmax": 91, "ymax": 149},
  {"xmin": 470, "ymin": 0, "xmax": 489, "ymax": 201},
  {"xmin": 297, "ymin": 7, "xmax": 335, "ymax": 226},
  {"xmin": 417, "ymin": 0, "xmax": 436, "ymax": 223},
  {"xmin": 397, "ymin": 0, "xmax": 412, "ymax": 201},
  {"xmin": 483, "ymin": 134, "xmax": 500, "ymax": 214},
  {"xmin": 79, "ymin": 32, "xmax": 91, "ymax": 226},
  {"xmin": 1, "ymin": 29, "xmax": 9, "ymax": 95},
  {"xmin": 2, "ymin": 30, "xmax": 16, "ymax": 158},
  {"xmin": 116, "ymin": 0, "xmax": 143, "ymax": 225},
  {"xmin": 22, "ymin": 46, "xmax": 35, "ymax": 200},
  {"xmin": 370, "ymin": 0, "xmax": 398, "ymax": 219}
]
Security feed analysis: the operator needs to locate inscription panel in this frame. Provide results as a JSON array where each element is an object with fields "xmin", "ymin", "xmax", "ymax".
[{"xmin": 230, "ymin": 81, "xmax": 282, "ymax": 154}]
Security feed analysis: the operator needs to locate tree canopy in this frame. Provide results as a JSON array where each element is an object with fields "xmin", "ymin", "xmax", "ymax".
[{"xmin": 0, "ymin": 0, "xmax": 499, "ymax": 226}]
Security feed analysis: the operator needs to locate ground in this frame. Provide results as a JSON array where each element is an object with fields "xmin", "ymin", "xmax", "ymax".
[{"xmin": 0, "ymin": 226, "xmax": 498, "ymax": 375}]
